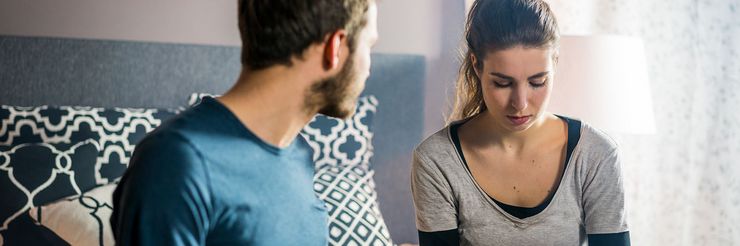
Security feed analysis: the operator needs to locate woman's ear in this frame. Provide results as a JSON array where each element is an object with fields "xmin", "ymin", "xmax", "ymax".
[
  {"xmin": 323, "ymin": 30, "xmax": 347, "ymax": 70},
  {"xmin": 471, "ymin": 53, "xmax": 481, "ymax": 75}
]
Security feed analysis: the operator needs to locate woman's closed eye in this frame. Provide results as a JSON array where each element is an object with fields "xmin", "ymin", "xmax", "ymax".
[
  {"xmin": 493, "ymin": 80, "xmax": 512, "ymax": 88},
  {"xmin": 529, "ymin": 79, "xmax": 546, "ymax": 88},
  {"xmin": 492, "ymin": 80, "xmax": 546, "ymax": 88}
]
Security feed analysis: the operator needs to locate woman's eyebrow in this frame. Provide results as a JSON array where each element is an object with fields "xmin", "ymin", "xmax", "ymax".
[
  {"xmin": 528, "ymin": 71, "xmax": 549, "ymax": 80},
  {"xmin": 490, "ymin": 71, "xmax": 550, "ymax": 81},
  {"xmin": 490, "ymin": 72, "xmax": 515, "ymax": 81}
]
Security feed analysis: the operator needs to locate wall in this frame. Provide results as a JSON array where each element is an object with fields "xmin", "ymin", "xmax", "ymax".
[{"xmin": 0, "ymin": 0, "xmax": 241, "ymax": 45}]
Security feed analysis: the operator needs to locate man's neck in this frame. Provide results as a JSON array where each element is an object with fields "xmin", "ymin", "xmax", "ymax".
[{"xmin": 217, "ymin": 67, "xmax": 318, "ymax": 149}]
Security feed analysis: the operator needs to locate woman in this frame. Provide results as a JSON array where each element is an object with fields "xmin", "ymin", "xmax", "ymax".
[{"xmin": 410, "ymin": 0, "xmax": 630, "ymax": 245}]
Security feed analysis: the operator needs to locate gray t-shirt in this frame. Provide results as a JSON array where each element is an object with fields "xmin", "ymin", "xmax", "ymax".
[{"xmin": 411, "ymin": 121, "xmax": 628, "ymax": 245}]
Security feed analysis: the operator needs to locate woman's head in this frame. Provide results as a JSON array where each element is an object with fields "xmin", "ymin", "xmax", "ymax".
[{"xmin": 451, "ymin": 0, "xmax": 560, "ymax": 131}]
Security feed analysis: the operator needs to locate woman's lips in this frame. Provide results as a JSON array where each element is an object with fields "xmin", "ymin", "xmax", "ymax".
[{"xmin": 506, "ymin": 115, "xmax": 531, "ymax": 126}]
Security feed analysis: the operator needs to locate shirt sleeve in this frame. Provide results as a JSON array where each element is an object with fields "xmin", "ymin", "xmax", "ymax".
[
  {"xmin": 111, "ymin": 132, "xmax": 213, "ymax": 246},
  {"xmin": 418, "ymin": 229, "xmax": 460, "ymax": 246},
  {"xmin": 582, "ymin": 147, "xmax": 629, "ymax": 234},
  {"xmin": 588, "ymin": 232, "xmax": 631, "ymax": 245},
  {"xmin": 410, "ymin": 148, "xmax": 458, "ymax": 232}
]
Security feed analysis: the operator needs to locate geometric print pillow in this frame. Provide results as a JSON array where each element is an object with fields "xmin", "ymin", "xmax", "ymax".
[
  {"xmin": 29, "ymin": 183, "xmax": 116, "ymax": 246},
  {"xmin": 313, "ymin": 164, "xmax": 393, "ymax": 246},
  {"xmin": 189, "ymin": 94, "xmax": 394, "ymax": 245},
  {"xmin": 301, "ymin": 95, "xmax": 377, "ymax": 169},
  {"xmin": 1, "ymin": 141, "xmax": 97, "ymax": 246},
  {"xmin": 0, "ymin": 105, "xmax": 177, "ymax": 245},
  {"xmin": 302, "ymin": 96, "xmax": 393, "ymax": 246}
]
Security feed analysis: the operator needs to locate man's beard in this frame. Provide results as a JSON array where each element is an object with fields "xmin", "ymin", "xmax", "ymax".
[{"xmin": 306, "ymin": 55, "xmax": 362, "ymax": 119}]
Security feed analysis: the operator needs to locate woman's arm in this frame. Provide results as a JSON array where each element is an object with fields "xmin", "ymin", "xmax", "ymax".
[
  {"xmin": 418, "ymin": 229, "xmax": 459, "ymax": 246},
  {"xmin": 582, "ymin": 147, "xmax": 630, "ymax": 245},
  {"xmin": 411, "ymin": 148, "xmax": 459, "ymax": 245}
]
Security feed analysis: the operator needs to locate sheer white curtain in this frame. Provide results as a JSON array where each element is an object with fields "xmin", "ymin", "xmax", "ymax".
[
  {"xmin": 464, "ymin": 0, "xmax": 740, "ymax": 244},
  {"xmin": 548, "ymin": 0, "xmax": 740, "ymax": 244}
]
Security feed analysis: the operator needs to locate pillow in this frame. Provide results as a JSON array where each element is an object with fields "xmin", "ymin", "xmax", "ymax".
[
  {"xmin": 187, "ymin": 92, "xmax": 214, "ymax": 106},
  {"xmin": 0, "ymin": 105, "xmax": 176, "ymax": 245},
  {"xmin": 188, "ymin": 93, "xmax": 393, "ymax": 245},
  {"xmin": 1, "ymin": 140, "xmax": 100, "ymax": 245},
  {"xmin": 303, "ymin": 96, "xmax": 393, "ymax": 246},
  {"xmin": 314, "ymin": 165, "xmax": 393, "ymax": 245},
  {"xmin": 29, "ymin": 184, "xmax": 116, "ymax": 246}
]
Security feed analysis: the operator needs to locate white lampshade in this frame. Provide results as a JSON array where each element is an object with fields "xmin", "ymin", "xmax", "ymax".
[
  {"xmin": 549, "ymin": 35, "xmax": 656, "ymax": 134},
  {"xmin": 465, "ymin": 0, "xmax": 474, "ymax": 15}
]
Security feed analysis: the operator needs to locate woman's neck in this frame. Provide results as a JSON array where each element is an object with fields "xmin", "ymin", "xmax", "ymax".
[{"xmin": 460, "ymin": 112, "xmax": 557, "ymax": 156}]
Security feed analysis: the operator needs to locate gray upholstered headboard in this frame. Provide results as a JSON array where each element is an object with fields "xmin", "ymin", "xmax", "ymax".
[{"xmin": 0, "ymin": 35, "xmax": 425, "ymax": 243}]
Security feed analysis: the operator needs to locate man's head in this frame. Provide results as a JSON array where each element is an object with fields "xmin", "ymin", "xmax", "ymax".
[{"xmin": 238, "ymin": 0, "xmax": 377, "ymax": 119}]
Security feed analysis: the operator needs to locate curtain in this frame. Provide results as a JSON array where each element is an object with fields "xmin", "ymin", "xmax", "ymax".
[{"xmin": 548, "ymin": 0, "xmax": 740, "ymax": 244}]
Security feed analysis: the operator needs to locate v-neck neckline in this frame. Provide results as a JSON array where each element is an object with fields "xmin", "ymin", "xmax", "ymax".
[{"xmin": 448, "ymin": 115, "xmax": 582, "ymax": 224}]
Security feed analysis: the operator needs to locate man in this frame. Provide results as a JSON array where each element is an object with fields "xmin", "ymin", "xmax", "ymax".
[{"xmin": 111, "ymin": 0, "xmax": 378, "ymax": 245}]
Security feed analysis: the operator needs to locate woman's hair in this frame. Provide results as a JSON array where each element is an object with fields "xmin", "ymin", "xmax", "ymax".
[{"xmin": 449, "ymin": 0, "xmax": 560, "ymax": 122}]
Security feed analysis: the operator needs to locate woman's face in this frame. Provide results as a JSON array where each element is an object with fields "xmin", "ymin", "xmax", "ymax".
[{"xmin": 475, "ymin": 46, "xmax": 556, "ymax": 132}]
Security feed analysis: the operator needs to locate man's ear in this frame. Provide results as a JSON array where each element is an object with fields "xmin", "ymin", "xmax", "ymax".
[{"xmin": 324, "ymin": 30, "xmax": 347, "ymax": 70}]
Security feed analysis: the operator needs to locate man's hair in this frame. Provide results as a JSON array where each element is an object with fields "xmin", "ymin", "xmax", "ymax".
[{"xmin": 238, "ymin": 0, "xmax": 371, "ymax": 70}]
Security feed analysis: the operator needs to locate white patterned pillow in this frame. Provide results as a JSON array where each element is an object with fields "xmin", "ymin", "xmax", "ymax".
[
  {"xmin": 314, "ymin": 165, "xmax": 393, "ymax": 245},
  {"xmin": 186, "ymin": 92, "xmax": 215, "ymax": 106},
  {"xmin": 303, "ymin": 96, "xmax": 393, "ymax": 245},
  {"xmin": 188, "ymin": 93, "xmax": 394, "ymax": 245},
  {"xmin": 29, "ymin": 184, "xmax": 116, "ymax": 246}
]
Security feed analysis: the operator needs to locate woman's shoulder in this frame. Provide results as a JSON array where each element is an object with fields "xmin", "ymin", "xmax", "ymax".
[
  {"xmin": 412, "ymin": 124, "xmax": 467, "ymax": 181},
  {"xmin": 414, "ymin": 124, "xmax": 456, "ymax": 158},
  {"xmin": 577, "ymin": 121, "xmax": 620, "ymax": 154},
  {"xmin": 415, "ymin": 125, "xmax": 453, "ymax": 152},
  {"xmin": 552, "ymin": 114, "xmax": 619, "ymax": 155}
]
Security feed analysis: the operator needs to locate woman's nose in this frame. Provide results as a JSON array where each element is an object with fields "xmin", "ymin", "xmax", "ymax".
[{"xmin": 510, "ymin": 87, "xmax": 528, "ymax": 111}]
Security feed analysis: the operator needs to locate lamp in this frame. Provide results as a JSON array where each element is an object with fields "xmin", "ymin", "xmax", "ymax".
[{"xmin": 549, "ymin": 35, "xmax": 656, "ymax": 134}]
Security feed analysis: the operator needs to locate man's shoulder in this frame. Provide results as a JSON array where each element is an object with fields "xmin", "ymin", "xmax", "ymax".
[
  {"xmin": 129, "ymin": 129, "xmax": 205, "ymax": 175},
  {"xmin": 144, "ymin": 102, "xmax": 235, "ymax": 149},
  {"xmin": 137, "ymin": 126, "xmax": 195, "ymax": 151}
]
